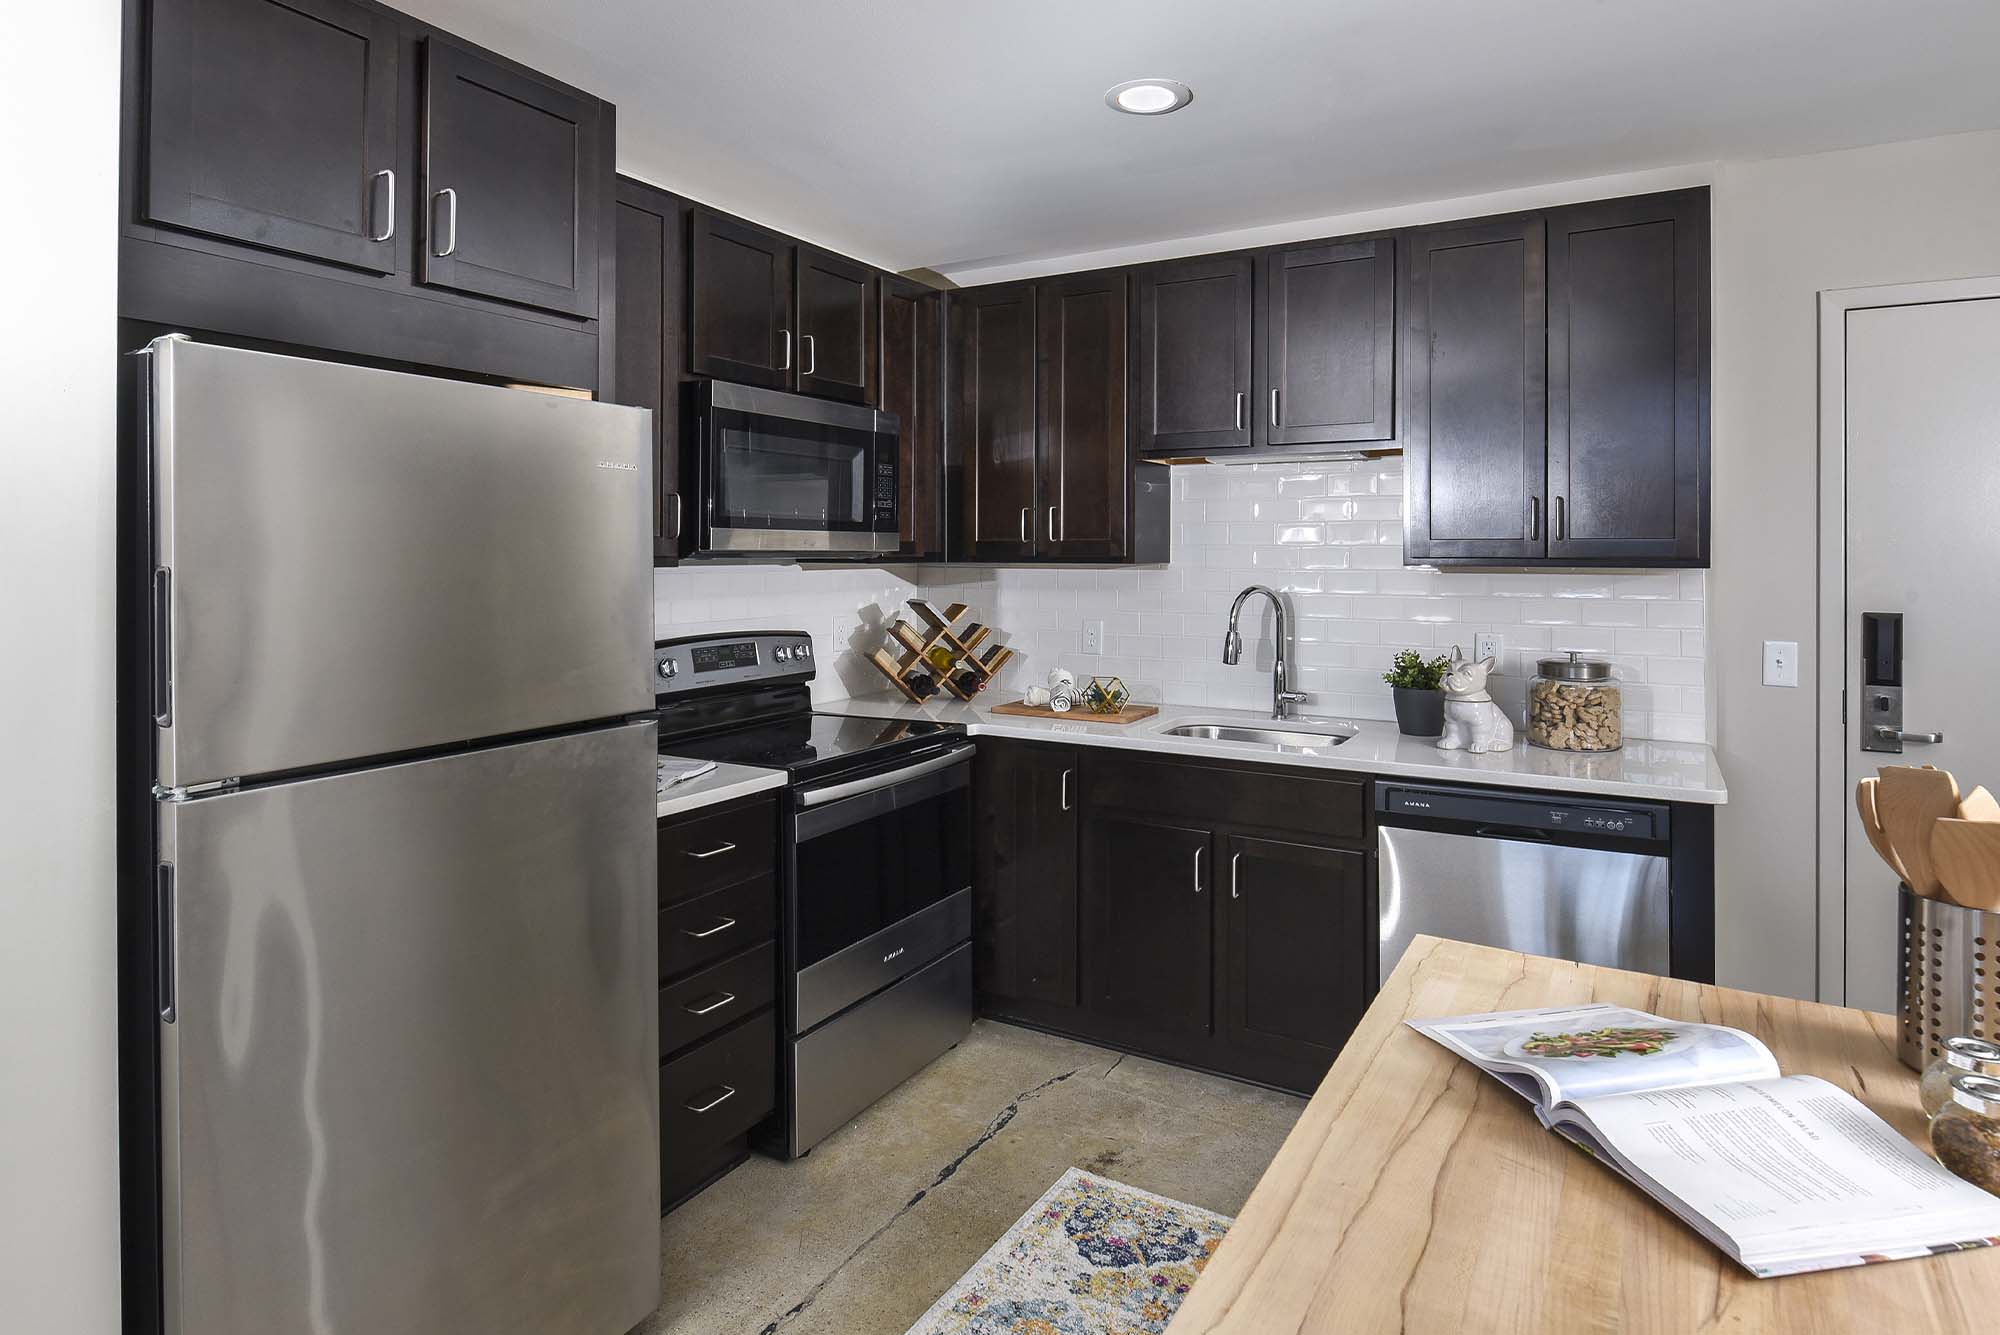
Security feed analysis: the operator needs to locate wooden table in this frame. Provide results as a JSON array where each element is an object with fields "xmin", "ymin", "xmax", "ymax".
[{"xmin": 1168, "ymin": 936, "xmax": 2000, "ymax": 1333}]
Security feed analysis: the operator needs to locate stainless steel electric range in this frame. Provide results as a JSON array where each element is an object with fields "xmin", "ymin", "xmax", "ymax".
[{"xmin": 652, "ymin": 631, "xmax": 974, "ymax": 1157}]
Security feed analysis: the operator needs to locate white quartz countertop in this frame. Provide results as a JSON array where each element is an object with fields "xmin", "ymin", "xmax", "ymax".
[
  {"xmin": 824, "ymin": 694, "xmax": 1728, "ymax": 805},
  {"xmin": 655, "ymin": 758, "xmax": 786, "ymax": 820}
]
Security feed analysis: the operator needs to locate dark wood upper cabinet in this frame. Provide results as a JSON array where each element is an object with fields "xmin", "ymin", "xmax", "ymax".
[
  {"xmin": 419, "ymin": 39, "xmax": 601, "ymax": 317},
  {"xmin": 1546, "ymin": 190, "xmax": 1708, "ymax": 564},
  {"xmin": 1258, "ymin": 237, "xmax": 1396, "ymax": 447},
  {"xmin": 973, "ymin": 742, "xmax": 1079, "ymax": 1012},
  {"xmin": 795, "ymin": 246, "xmax": 874, "ymax": 403},
  {"xmin": 1401, "ymin": 215, "xmax": 1548, "ymax": 563},
  {"xmin": 143, "ymin": 0, "xmax": 401, "ymax": 273},
  {"xmin": 1219, "ymin": 835, "xmax": 1369, "ymax": 1091},
  {"xmin": 1082, "ymin": 814, "xmax": 1213, "ymax": 1052},
  {"xmin": 1036, "ymin": 270, "xmax": 1131, "ymax": 560},
  {"xmin": 687, "ymin": 209, "xmax": 794, "ymax": 388},
  {"xmin": 947, "ymin": 282, "xmax": 1039, "ymax": 561},
  {"xmin": 610, "ymin": 177, "xmax": 685, "ymax": 565},
  {"xmin": 1134, "ymin": 254, "xmax": 1253, "ymax": 454},
  {"xmin": 878, "ymin": 275, "xmax": 944, "ymax": 557}
]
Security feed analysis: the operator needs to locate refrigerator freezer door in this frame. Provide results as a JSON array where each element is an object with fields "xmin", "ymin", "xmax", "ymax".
[
  {"xmin": 156, "ymin": 723, "xmax": 659, "ymax": 1335},
  {"xmin": 146, "ymin": 337, "xmax": 653, "ymax": 788}
]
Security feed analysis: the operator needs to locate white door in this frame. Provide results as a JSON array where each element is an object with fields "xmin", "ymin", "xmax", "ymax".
[{"xmin": 1843, "ymin": 296, "xmax": 2000, "ymax": 1011}]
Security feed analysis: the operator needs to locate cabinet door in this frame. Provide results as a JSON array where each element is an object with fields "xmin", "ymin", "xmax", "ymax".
[
  {"xmin": 972, "ymin": 743, "xmax": 1079, "ymax": 1011},
  {"xmin": 687, "ymin": 209, "xmax": 794, "ymax": 388},
  {"xmin": 1547, "ymin": 191, "xmax": 1708, "ymax": 564},
  {"xmin": 1402, "ymin": 216, "xmax": 1547, "ymax": 562},
  {"xmin": 610, "ymin": 178, "xmax": 685, "ymax": 564},
  {"xmin": 947, "ymin": 283, "xmax": 1039, "ymax": 560},
  {"xmin": 419, "ymin": 39, "xmax": 602, "ymax": 317},
  {"xmin": 1037, "ymin": 270, "xmax": 1131, "ymax": 560},
  {"xmin": 1081, "ymin": 815, "xmax": 1212, "ymax": 1050},
  {"xmin": 1260, "ymin": 238, "xmax": 1395, "ymax": 447},
  {"xmin": 796, "ymin": 246, "xmax": 874, "ymax": 403},
  {"xmin": 1220, "ymin": 836, "xmax": 1368, "ymax": 1091},
  {"xmin": 879, "ymin": 276, "xmax": 945, "ymax": 557},
  {"xmin": 145, "ymin": 0, "xmax": 400, "ymax": 272},
  {"xmin": 1134, "ymin": 255, "xmax": 1253, "ymax": 454}
]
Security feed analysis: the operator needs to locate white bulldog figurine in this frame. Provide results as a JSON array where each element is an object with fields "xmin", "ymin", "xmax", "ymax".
[{"xmin": 1436, "ymin": 647, "xmax": 1515, "ymax": 754}]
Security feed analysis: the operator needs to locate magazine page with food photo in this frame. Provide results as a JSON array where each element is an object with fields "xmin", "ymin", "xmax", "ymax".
[{"xmin": 1408, "ymin": 1002, "xmax": 1781, "ymax": 1109}]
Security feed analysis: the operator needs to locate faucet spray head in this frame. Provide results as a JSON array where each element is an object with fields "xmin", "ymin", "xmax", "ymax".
[{"xmin": 1222, "ymin": 628, "xmax": 1243, "ymax": 664}]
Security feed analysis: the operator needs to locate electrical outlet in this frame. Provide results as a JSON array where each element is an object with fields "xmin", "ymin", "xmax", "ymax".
[
  {"xmin": 1081, "ymin": 619, "xmax": 1105, "ymax": 655},
  {"xmin": 1474, "ymin": 632, "xmax": 1503, "ymax": 666},
  {"xmin": 1763, "ymin": 640, "xmax": 1799, "ymax": 688}
]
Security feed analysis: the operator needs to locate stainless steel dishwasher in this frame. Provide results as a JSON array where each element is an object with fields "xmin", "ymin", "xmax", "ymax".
[{"xmin": 1375, "ymin": 780, "xmax": 1673, "ymax": 980}]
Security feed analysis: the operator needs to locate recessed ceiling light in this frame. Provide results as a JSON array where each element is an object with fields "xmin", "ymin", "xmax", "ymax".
[{"xmin": 1105, "ymin": 78, "xmax": 1193, "ymax": 116}]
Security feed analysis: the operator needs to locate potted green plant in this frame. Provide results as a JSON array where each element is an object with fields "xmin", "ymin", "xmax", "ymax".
[{"xmin": 1382, "ymin": 649, "xmax": 1450, "ymax": 737}]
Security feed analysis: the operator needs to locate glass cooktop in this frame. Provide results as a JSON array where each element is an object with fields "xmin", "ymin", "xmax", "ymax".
[{"xmin": 660, "ymin": 711, "xmax": 960, "ymax": 782}]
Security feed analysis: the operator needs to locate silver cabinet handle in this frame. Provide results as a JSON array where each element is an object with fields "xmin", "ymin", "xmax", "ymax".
[
  {"xmin": 370, "ymin": 169, "xmax": 395, "ymax": 242},
  {"xmin": 1060, "ymin": 769, "xmax": 1072, "ymax": 812},
  {"xmin": 1270, "ymin": 389, "xmax": 1280, "ymax": 427},
  {"xmin": 686, "ymin": 841, "xmax": 737, "ymax": 860},
  {"xmin": 1874, "ymin": 727, "xmax": 1944, "ymax": 744},
  {"xmin": 802, "ymin": 333, "xmax": 816, "ymax": 376},
  {"xmin": 1193, "ymin": 846, "xmax": 1204, "ymax": 894},
  {"xmin": 686, "ymin": 1085, "xmax": 737, "ymax": 1114},
  {"xmin": 684, "ymin": 991, "xmax": 736, "ymax": 1016},
  {"xmin": 682, "ymin": 916, "xmax": 738, "ymax": 939},
  {"xmin": 431, "ymin": 187, "xmax": 457, "ymax": 257},
  {"xmin": 1047, "ymin": 506, "xmax": 1059, "ymax": 542},
  {"xmin": 1554, "ymin": 495, "xmax": 1567, "ymax": 541},
  {"xmin": 1234, "ymin": 392, "xmax": 1245, "ymax": 431},
  {"xmin": 667, "ymin": 492, "xmax": 683, "ymax": 540},
  {"xmin": 1529, "ymin": 496, "xmax": 1542, "ymax": 541},
  {"xmin": 1230, "ymin": 850, "xmax": 1242, "ymax": 899},
  {"xmin": 778, "ymin": 329, "xmax": 792, "ymax": 372},
  {"xmin": 1020, "ymin": 506, "xmax": 1031, "ymax": 543}
]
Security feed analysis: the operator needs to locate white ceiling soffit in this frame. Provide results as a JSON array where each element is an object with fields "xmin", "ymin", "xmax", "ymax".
[{"xmin": 396, "ymin": 0, "xmax": 2000, "ymax": 277}]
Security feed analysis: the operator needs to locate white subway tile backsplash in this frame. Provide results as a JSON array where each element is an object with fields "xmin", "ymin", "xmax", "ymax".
[{"xmin": 649, "ymin": 459, "xmax": 1709, "ymax": 740}]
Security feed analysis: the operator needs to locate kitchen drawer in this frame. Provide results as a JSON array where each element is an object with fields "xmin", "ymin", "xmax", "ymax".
[
  {"xmin": 1080, "ymin": 751, "xmax": 1366, "ymax": 843},
  {"xmin": 658, "ymin": 796, "xmax": 777, "ymax": 906},
  {"xmin": 660, "ymin": 1009, "xmax": 776, "ymax": 1201},
  {"xmin": 659, "ymin": 941, "xmax": 776, "ymax": 1058},
  {"xmin": 659, "ymin": 875, "xmax": 777, "ymax": 982}
]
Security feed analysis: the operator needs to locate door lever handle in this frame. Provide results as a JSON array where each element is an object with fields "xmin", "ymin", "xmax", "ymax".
[{"xmin": 1874, "ymin": 726, "xmax": 1944, "ymax": 744}]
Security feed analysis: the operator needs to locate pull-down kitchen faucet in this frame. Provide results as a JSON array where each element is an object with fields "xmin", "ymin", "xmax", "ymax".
[{"xmin": 1223, "ymin": 585, "xmax": 1310, "ymax": 720}]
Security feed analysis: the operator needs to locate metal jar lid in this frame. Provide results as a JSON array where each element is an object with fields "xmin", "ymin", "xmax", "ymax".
[
  {"xmin": 1949, "ymin": 1072, "xmax": 2000, "ymax": 1115},
  {"xmin": 1535, "ymin": 650, "xmax": 1615, "ymax": 682},
  {"xmin": 1945, "ymin": 1035, "xmax": 2000, "ymax": 1071}
]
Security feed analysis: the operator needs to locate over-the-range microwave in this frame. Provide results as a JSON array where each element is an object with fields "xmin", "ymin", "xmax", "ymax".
[{"xmin": 686, "ymin": 379, "xmax": 900, "ymax": 558}]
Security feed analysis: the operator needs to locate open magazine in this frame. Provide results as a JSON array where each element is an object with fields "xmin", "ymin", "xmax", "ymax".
[{"xmin": 1411, "ymin": 1002, "xmax": 2000, "ymax": 1278}]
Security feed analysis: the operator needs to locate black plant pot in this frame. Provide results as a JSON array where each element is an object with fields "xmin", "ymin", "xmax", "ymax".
[{"xmin": 1392, "ymin": 687, "xmax": 1445, "ymax": 738}]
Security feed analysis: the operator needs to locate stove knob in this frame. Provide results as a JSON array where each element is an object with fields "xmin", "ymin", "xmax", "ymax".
[
  {"xmin": 661, "ymin": 659, "xmax": 679, "ymax": 679},
  {"xmin": 774, "ymin": 646, "xmax": 792, "ymax": 662},
  {"xmin": 797, "ymin": 643, "xmax": 812, "ymax": 659}
]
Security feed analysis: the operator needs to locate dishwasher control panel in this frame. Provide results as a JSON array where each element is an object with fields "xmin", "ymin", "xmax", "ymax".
[{"xmin": 1377, "ymin": 782, "xmax": 1669, "ymax": 843}]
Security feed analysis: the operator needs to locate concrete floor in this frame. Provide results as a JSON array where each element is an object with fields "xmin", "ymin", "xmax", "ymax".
[{"xmin": 640, "ymin": 1020, "xmax": 1305, "ymax": 1335}]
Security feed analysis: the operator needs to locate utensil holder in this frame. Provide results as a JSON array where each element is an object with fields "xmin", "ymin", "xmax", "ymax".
[{"xmin": 1899, "ymin": 884, "xmax": 2000, "ymax": 1071}]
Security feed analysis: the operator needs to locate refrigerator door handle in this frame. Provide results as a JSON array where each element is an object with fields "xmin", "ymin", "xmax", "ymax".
[
  {"xmin": 152, "ymin": 567, "xmax": 173, "ymax": 727},
  {"xmin": 157, "ymin": 863, "xmax": 177, "ymax": 1023}
]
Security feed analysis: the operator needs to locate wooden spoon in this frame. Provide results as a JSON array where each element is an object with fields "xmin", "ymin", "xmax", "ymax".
[
  {"xmin": 1959, "ymin": 785, "xmax": 2000, "ymax": 823},
  {"xmin": 1929, "ymin": 818, "xmax": 2000, "ymax": 911},
  {"xmin": 1855, "ymin": 778, "xmax": 1910, "ymax": 883},
  {"xmin": 1875, "ymin": 765, "xmax": 1961, "ymax": 898}
]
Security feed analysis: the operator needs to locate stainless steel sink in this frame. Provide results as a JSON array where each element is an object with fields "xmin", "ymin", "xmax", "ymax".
[{"xmin": 1162, "ymin": 721, "xmax": 1356, "ymax": 750}]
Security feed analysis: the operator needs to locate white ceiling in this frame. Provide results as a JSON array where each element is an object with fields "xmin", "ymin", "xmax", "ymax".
[{"xmin": 397, "ymin": 0, "xmax": 2000, "ymax": 277}]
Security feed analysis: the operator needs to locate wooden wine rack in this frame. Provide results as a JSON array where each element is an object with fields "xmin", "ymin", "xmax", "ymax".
[{"xmin": 867, "ymin": 599, "xmax": 1015, "ymax": 703}]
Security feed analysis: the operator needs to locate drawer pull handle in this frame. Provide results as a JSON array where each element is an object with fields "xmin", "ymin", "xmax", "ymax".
[
  {"xmin": 686, "ymin": 1085, "xmax": 737, "ymax": 1114},
  {"xmin": 684, "ymin": 991, "xmax": 737, "ymax": 1016},
  {"xmin": 682, "ymin": 916, "xmax": 739, "ymax": 939},
  {"xmin": 686, "ymin": 841, "xmax": 738, "ymax": 860}
]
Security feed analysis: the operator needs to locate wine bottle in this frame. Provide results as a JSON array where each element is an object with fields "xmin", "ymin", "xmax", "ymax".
[{"xmin": 905, "ymin": 666, "xmax": 940, "ymax": 700}]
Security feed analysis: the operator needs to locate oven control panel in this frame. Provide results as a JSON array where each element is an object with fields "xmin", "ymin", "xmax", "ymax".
[{"xmin": 654, "ymin": 631, "xmax": 814, "ymax": 698}]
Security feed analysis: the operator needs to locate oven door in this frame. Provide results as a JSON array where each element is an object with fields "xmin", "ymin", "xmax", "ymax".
[
  {"xmin": 789, "ymin": 744, "xmax": 973, "ymax": 1032},
  {"xmin": 696, "ymin": 380, "xmax": 898, "ymax": 557}
]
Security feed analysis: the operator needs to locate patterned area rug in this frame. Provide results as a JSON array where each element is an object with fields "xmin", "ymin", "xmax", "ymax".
[{"xmin": 903, "ymin": 1168, "xmax": 1232, "ymax": 1334}]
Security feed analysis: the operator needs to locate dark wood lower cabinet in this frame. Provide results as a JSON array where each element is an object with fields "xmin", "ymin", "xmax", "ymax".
[
  {"xmin": 1081, "ymin": 814, "xmax": 1215, "ymax": 1058},
  {"xmin": 973, "ymin": 742, "xmax": 1079, "ymax": 1012}
]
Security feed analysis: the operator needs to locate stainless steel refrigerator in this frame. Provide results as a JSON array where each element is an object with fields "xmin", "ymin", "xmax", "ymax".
[{"xmin": 139, "ymin": 336, "xmax": 661, "ymax": 1335}]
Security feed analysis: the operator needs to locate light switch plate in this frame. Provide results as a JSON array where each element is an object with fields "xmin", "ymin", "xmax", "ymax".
[
  {"xmin": 1474, "ymin": 632, "xmax": 1503, "ymax": 665},
  {"xmin": 1763, "ymin": 640, "xmax": 1799, "ymax": 687},
  {"xmin": 1082, "ymin": 619, "xmax": 1105, "ymax": 655}
]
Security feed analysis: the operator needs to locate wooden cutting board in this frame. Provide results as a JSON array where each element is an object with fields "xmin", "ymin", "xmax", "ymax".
[
  {"xmin": 1874, "ymin": 764, "xmax": 1960, "ymax": 897},
  {"xmin": 989, "ymin": 699, "xmax": 1160, "ymax": 725}
]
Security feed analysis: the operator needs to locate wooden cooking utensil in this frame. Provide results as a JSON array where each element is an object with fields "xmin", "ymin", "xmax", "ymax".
[
  {"xmin": 1854, "ymin": 778, "xmax": 1909, "ymax": 884},
  {"xmin": 1958, "ymin": 785, "xmax": 2000, "ymax": 823},
  {"xmin": 1874, "ymin": 765, "xmax": 1961, "ymax": 898},
  {"xmin": 1929, "ymin": 817, "xmax": 2000, "ymax": 911}
]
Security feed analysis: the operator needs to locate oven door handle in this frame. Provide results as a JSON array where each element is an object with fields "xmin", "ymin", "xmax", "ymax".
[{"xmin": 796, "ymin": 744, "xmax": 975, "ymax": 809}]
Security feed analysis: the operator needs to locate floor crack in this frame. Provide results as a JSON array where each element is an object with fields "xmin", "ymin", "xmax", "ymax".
[{"xmin": 757, "ymin": 1063, "xmax": 1090, "ymax": 1334}]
